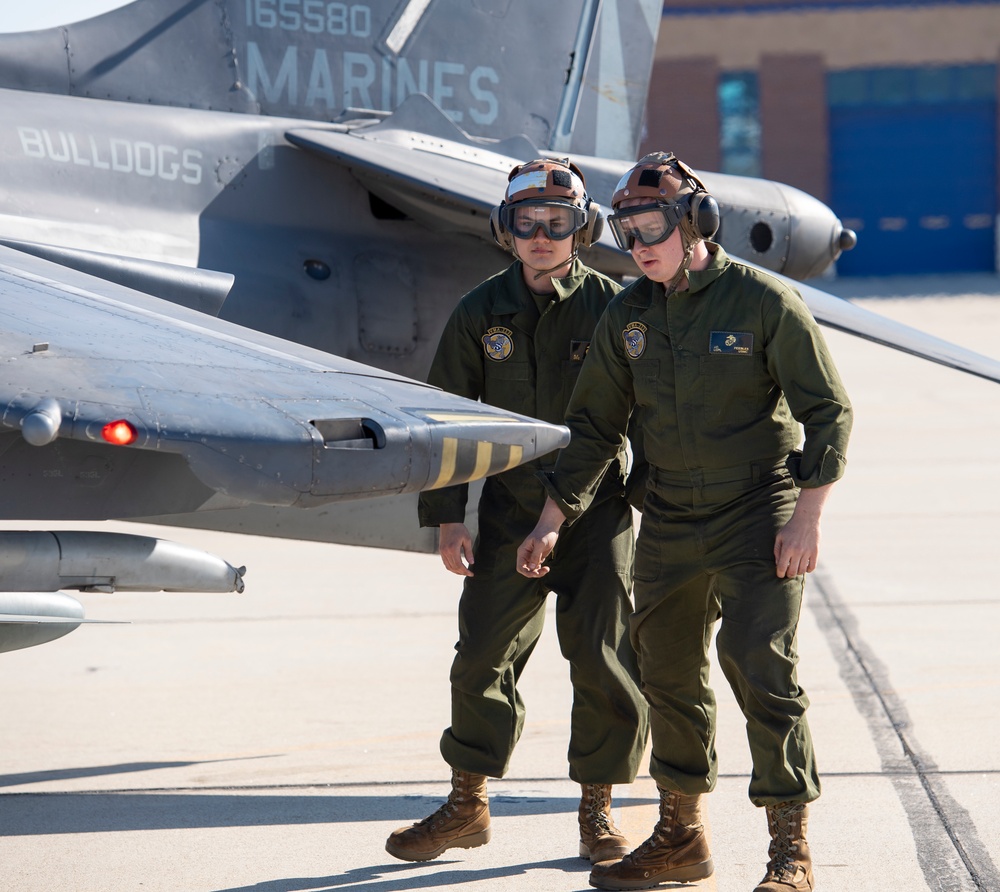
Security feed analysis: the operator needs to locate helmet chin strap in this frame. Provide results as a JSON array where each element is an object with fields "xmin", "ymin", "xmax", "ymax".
[
  {"xmin": 664, "ymin": 218, "xmax": 701, "ymax": 292},
  {"xmin": 513, "ymin": 245, "xmax": 579, "ymax": 282},
  {"xmin": 665, "ymin": 243, "xmax": 693, "ymax": 292}
]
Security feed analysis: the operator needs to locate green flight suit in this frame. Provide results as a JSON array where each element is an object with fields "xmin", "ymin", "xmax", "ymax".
[
  {"xmin": 542, "ymin": 246, "xmax": 853, "ymax": 806},
  {"xmin": 418, "ymin": 259, "xmax": 649, "ymax": 784}
]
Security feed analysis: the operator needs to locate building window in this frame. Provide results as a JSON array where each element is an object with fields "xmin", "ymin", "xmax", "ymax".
[
  {"xmin": 829, "ymin": 64, "xmax": 996, "ymax": 108},
  {"xmin": 719, "ymin": 72, "xmax": 760, "ymax": 178}
]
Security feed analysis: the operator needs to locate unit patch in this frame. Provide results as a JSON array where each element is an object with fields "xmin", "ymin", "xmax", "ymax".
[
  {"xmin": 623, "ymin": 322, "xmax": 647, "ymax": 359},
  {"xmin": 483, "ymin": 326, "xmax": 514, "ymax": 361},
  {"xmin": 570, "ymin": 340, "xmax": 590, "ymax": 361},
  {"xmin": 709, "ymin": 331, "xmax": 753, "ymax": 355}
]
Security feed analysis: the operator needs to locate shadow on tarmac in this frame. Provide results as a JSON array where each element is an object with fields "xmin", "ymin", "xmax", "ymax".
[
  {"xmin": 0, "ymin": 791, "xmax": 660, "ymax": 835},
  {"xmin": 0, "ymin": 757, "xmax": 277, "ymax": 788},
  {"xmin": 207, "ymin": 858, "xmax": 598, "ymax": 892},
  {"xmin": 207, "ymin": 858, "xmax": 699, "ymax": 892}
]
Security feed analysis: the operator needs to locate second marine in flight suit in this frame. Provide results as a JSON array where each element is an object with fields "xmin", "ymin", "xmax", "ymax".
[
  {"xmin": 518, "ymin": 153, "xmax": 852, "ymax": 891},
  {"xmin": 386, "ymin": 159, "xmax": 648, "ymax": 866}
]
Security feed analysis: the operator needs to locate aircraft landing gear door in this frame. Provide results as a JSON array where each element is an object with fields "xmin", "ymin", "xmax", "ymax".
[{"xmin": 354, "ymin": 253, "xmax": 418, "ymax": 358}]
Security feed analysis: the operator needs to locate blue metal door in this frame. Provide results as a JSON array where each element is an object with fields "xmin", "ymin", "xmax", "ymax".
[{"xmin": 829, "ymin": 66, "xmax": 996, "ymax": 276}]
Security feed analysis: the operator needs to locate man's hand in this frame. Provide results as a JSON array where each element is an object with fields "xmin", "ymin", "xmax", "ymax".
[
  {"xmin": 774, "ymin": 484, "xmax": 832, "ymax": 578},
  {"xmin": 438, "ymin": 522, "xmax": 475, "ymax": 576},
  {"xmin": 516, "ymin": 497, "xmax": 567, "ymax": 578}
]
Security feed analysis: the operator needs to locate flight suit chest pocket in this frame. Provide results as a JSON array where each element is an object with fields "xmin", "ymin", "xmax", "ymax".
[
  {"xmin": 700, "ymin": 352, "xmax": 766, "ymax": 425},
  {"xmin": 631, "ymin": 359, "xmax": 660, "ymax": 424},
  {"xmin": 559, "ymin": 359, "xmax": 585, "ymax": 411},
  {"xmin": 483, "ymin": 360, "xmax": 532, "ymax": 410}
]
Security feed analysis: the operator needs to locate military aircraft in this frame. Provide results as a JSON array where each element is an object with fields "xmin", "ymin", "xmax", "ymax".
[{"xmin": 0, "ymin": 0, "xmax": 998, "ymax": 652}]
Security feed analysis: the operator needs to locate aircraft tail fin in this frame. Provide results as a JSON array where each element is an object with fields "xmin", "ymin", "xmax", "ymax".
[
  {"xmin": 0, "ymin": 0, "xmax": 662, "ymax": 161},
  {"xmin": 552, "ymin": 0, "xmax": 664, "ymax": 160},
  {"xmin": 0, "ymin": 0, "xmax": 258, "ymax": 114}
]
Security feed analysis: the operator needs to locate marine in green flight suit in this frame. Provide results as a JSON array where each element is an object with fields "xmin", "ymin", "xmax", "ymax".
[
  {"xmin": 518, "ymin": 153, "xmax": 852, "ymax": 892},
  {"xmin": 385, "ymin": 159, "xmax": 648, "ymax": 867}
]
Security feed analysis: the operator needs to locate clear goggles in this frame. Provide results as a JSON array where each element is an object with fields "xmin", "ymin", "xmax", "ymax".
[
  {"xmin": 500, "ymin": 201, "xmax": 587, "ymax": 241},
  {"xmin": 608, "ymin": 200, "xmax": 690, "ymax": 250}
]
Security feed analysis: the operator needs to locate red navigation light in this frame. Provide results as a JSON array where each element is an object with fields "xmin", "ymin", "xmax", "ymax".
[{"xmin": 101, "ymin": 419, "xmax": 137, "ymax": 446}]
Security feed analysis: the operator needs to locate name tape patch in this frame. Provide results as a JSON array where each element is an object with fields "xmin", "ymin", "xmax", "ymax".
[{"xmin": 709, "ymin": 331, "xmax": 753, "ymax": 355}]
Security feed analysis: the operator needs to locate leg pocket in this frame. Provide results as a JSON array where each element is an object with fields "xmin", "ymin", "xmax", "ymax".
[{"xmin": 633, "ymin": 523, "xmax": 660, "ymax": 583}]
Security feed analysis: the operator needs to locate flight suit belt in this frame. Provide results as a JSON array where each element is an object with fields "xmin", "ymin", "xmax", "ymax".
[{"xmin": 649, "ymin": 458, "xmax": 790, "ymax": 488}]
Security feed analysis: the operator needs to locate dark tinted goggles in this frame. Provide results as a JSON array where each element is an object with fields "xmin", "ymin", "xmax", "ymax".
[
  {"xmin": 608, "ymin": 199, "xmax": 690, "ymax": 250},
  {"xmin": 500, "ymin": 201, "xmax": 587, "ymax": 241}
]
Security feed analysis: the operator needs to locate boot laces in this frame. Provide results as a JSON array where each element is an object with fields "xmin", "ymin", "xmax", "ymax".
[
  {"xmin": 766, "ymin": 805, "xmax": 802, "ymax": 879},
  {"xmin": 415, "ymin": 797, "xmax": 458, "ymax": 828},
  {"xmin": 630, "ymin": 829, "xmax": 665, "ymax": 860},
  {"xmin": 583, "ymin": 785, "xmax": 614, "ymax": 835},
  {"xmin": 623, "ymin": 793, "xmax": 678, "ymax": 862},
  {"xmin": 415, "ymin": 775, "xmax": 476, "ymax": 828}
]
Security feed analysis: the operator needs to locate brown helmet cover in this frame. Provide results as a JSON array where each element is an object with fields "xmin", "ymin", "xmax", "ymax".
[
  {"xmin": 611, "ymin": 151, "xmax": 704, "ymax": 209},
  {"xmin": 491, "ymin": 157, "xmax": 603, "ymax": 251},
  {"xmin": 504, "ymin": 158, "xmax": 588, "ymax": 208}
]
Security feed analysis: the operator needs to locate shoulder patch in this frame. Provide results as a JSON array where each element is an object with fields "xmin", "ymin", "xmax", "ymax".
[
  {"xmin": 483, "ymin": 326, "xmax": 514, "ymax": 361},
  {"xmin": 623, "ymin": 322, "xmax": 647, "ymax": 359}
]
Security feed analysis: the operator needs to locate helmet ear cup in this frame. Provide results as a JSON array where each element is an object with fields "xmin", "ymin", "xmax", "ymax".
[
  {"xmin": 490, "ymin": 202, "xmax": 514, "ymax": 251},
  {"xmin": 577, "ymin": 199, "xmax": 604, "ymax": 248},
  {"xmin": 689, "ymin": 191, "xmax": 720, "ymax": 240}
]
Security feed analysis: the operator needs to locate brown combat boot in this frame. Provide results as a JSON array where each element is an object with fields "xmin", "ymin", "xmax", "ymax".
[
  {"xmin": 589, "ymin": 788, "xmax": 714, "ymax": 890},
  {"xmin": 754, "ymin": 802, "xmax": 814, "ymax": 891},
  {"xmin": 579, "ymin": 783, "xmax": 630, "ymax": 862},
  {"xmin": 384, "ymin": 769, "xmax": 491, "ymax": 862}
]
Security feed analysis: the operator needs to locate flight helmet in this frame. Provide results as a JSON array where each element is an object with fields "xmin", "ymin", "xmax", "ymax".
[
  {"xmin": 608, "ymin": 151, "xmax": 720, "ymax": 251},
  {"xmin": 490, "ymin": 158, "xmax": 604, "ymax": 253}
]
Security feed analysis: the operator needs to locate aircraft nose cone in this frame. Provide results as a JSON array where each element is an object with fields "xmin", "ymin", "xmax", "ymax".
[
  {"xmin": 414, "ymin": 411, "xmax": 572, "ymax": 493},
  {"xmin": 538, "ymin": 423, "xmax": 571, "ymax": 456}
]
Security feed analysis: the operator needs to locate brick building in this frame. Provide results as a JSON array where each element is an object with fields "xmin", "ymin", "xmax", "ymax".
[{"xmin": 640, "ymin": 1, "xmax": 1000, "ymax": 275}]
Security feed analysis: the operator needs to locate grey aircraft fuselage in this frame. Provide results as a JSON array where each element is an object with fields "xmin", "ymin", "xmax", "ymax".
[{"xmin": 2, "ymin": 84, "xmax": 854, "ymax": 385}]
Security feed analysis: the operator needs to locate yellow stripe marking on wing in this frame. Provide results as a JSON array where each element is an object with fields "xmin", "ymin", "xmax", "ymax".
[
  {"xmin": 430, "ymin": 437, "xmax": 458, "ymax": 489},
  {"xmin": 501, "ymin": 444, "xmax": 523, "ymax": 472},
  {"xmin": 472, "ymin": 441, "xmax": 494, "ymax": 481},
  {"xmin": 423, "ymin": 412, "xmax": 519, "ymax": 424}
]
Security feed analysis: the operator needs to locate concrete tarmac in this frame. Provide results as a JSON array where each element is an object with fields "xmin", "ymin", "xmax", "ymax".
[{"xmin": 2, "ymin": 275, "xmax": 999, "ymax": 892}]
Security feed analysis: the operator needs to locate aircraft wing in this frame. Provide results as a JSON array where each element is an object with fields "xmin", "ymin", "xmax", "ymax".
[
  {"xmin": 0, "ymin": 244, "xmax": 569, "ymax": 522},
  {"xmin": 287, "ymin": 100, "xmax": 520, "ymax": 238},
  {"xmin": 793, "ymin": 275, "xmax": 1000, "ymax": 384},
  {"xmin": 288, "ymin": 114, "xmax": 1000, "ymax": 385},
  {"xmin": 285, "ymin": 95, "xmax": 638, "ymax": 278}
]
